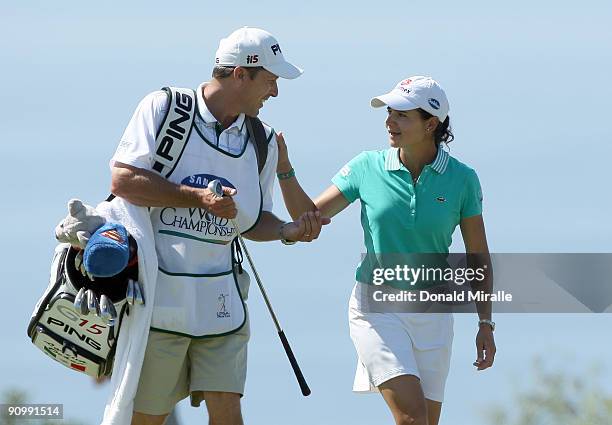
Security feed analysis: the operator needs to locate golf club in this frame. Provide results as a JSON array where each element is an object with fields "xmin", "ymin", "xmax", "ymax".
[
  {"xmin": 107, "ymin": 299, "xmax": 118, "ymax": 326},
  {"xmin": 74, "ymin": 288, "xmax": 86, "ymax": 313},
  {"xmin": 126, "ymin": 280, "xmax": 135, "ymax": 306},
  {"xmin": 99, "ymin": 295, "xmax": 111, "ymax": 325},
  {"xmin": 87, "ymin": 290, "xmax": 100, "ymax": 317},
  {"xmin": 133, "ymin": 280, "xmax": 145, "ymax": 305},
  {"xmin": 208, "ymin": 179, "xmax": 311, "ymax": 397}
]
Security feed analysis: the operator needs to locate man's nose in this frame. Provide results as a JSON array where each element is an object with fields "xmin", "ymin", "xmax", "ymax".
[{"xmin": 270, "ymin": 80, "xmax": 278, "ymax": 98}]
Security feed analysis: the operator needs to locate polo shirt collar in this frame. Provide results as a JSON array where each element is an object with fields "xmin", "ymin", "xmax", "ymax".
[
  {"xmin": 384, "ymin": 146, "xmax": 449, "ymax": 174},
  {"xmin": 196, "ymin": 82, "xmax": 246, "ymax": 132}
]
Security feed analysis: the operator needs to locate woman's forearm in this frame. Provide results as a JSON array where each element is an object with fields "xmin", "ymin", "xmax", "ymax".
[
  {"xmin": 277, "ymin": 161, "xmax": 317, "ymax": 220},
  {"xmin": 274, "ymin": 132, "xmax": 349, "ymax": 220}
]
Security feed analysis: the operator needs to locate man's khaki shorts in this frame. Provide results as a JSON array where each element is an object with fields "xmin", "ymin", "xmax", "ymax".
[{"xmin": 133, "ymin": 306, "xmax": 250, "ymax": 415}]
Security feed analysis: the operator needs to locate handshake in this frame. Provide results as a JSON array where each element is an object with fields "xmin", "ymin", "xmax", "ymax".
[{"xmin": 205, "ymin": 180, "xmax": 331, "ymax": 244}]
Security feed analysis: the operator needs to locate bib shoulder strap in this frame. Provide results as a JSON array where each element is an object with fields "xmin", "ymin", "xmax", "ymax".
[
  {"xmin": 245, "ymin": 116, "xmax": 272, "ymax": 175},
  {"xmin": 105, "ymin": 87, "xmax": 196, "ymax": 203},
  {"xmin": 152, "ymin": 87, "xmax": 197, "ymax": 178}
]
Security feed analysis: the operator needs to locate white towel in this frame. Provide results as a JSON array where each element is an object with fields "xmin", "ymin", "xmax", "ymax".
[{"xmin": 94, "ymin": 197, "xmax": 159, "ymax": 425}]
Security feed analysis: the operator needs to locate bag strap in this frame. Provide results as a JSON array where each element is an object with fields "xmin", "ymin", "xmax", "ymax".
[
  {"xmin": 151, "ymin": 87, "xmax": 197, "ymax": 178},
  {"xmin": 107, "ymin": 90, "xmax": 274, "ymax": 201},
  {"xmin": 106, "ymin": 87, "xmax": 196, "ymax": 202},
  {"xmin": 245, "ymin": 116, "xmax": 273, "ymax": 175}
]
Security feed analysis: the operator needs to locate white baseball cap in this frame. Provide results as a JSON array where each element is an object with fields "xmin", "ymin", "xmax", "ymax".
[
  {"xmin": 215, "ymin": 27, "xmax": 303, "ymax": 80},
  {"xmin": 371, "ymin": 76, "xmax": 450, "ymax": 122}
]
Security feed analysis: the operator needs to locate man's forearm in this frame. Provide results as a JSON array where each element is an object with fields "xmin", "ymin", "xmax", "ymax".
[
  {"xmin": 111, "ymin": 164, "xmax": 202, "ymax": 208},
  {"xmin": 243, "ymin": 211, "xmax": 284, "ymax": 242}
]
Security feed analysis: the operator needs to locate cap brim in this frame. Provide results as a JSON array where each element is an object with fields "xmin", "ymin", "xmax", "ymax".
[
  {"xmin": 264, "ymin": 61, "xmax": 303, "ymax": 79},
  {"xmin": 370, "ymin": 92, "xmax": 420, "ymax": 111}
]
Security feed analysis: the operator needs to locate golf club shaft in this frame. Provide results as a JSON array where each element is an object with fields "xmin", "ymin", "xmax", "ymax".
[
  {"xmin": 230, "ymin": 219, "xmax": 311, "ymax": 396},
  {"xmin": 232, "ymin": 226, "xmax": 281, "ymax": 331},
  {"xmin": 208, "ymin": 178, "xmax": 310, "ymax": 396}
]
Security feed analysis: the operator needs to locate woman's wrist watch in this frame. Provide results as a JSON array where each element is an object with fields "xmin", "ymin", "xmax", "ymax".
[
  {"xmin": 279, "ymin": 222, "xmax": 296, "ymax": 245},
  {"xmin": 478, "ymin": 319, "xmax": 495, "ymax": 332}
]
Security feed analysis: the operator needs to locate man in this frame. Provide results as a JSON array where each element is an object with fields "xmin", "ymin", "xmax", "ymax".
[{"xmin": 109, "ymin": 27, "xmax": 326, "ymax": 425}]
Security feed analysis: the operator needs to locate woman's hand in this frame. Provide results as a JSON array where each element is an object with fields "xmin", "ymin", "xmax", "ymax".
[
  {"xmin": 276, "ymin": 131, "xmax": 292, "ymax": 173},
  {"xmin": 281, "ymin": 210, "xmax": 331, "ymax": 242},
  {"xmin": 473, "ymin": 325, "xmax": 496, "ymax": 370}
]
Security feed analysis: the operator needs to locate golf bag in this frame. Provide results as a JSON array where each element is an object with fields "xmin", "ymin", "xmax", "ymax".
[{"xmin": 27, "ymin": 241, "xmax": 137, "ymax": 377}]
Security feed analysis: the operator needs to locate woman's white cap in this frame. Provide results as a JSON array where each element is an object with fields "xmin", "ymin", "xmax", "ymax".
[
  {"xmin": 371, "ymin": 76, "xmax": 449, "ymax": 121},
  {"xmin": 215, "ymin": 27, "xmax": 303, "ymax": 80}
]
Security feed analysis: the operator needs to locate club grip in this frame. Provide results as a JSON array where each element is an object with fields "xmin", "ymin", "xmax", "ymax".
[{"xmin": 278, "ymin": 330, "xmax": 311, "ymax": 396}]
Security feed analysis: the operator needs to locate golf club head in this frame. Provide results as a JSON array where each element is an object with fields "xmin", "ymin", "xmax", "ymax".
[
  {"xmin": 87, "ymin": 290, "xmax": 100, "ymax": 317},
  {"xmin": 126, "ymin": 279, "xmax": 135, "ymax": 306},
  {"xmin": 74, "ymin": 250, "xmax": 83, "ymax": 273},
  {"xmin": 80, "ymin": 293, "xmax": 90, "ymax": 316},
  {"xmin": 133, "ymin": 280, "xmax": 145, "ymax": 305},
  {"xmin": 75, "ymin": 249, "xmax": 94, "ymax": 280},
  {"xmin": 74, "ymin": 288, "xmax": 86, "ymax": 312},
  {"xmin": 207, "ymin": 179, "xmax": 223, "ymax": 198},
  {"xmin": 99, "ymin": 295, "xmax": 111, "ymax": 324},
  {"xmin": 107, "ymin": 300, "xmax": 118, "ymax": 327}
]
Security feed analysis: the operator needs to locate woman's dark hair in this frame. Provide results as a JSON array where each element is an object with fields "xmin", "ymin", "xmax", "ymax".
[
  {"xmin": 416, "ymin": 108, "xmax": 454, "ymax": 146},
  {"xmin": 212, "ymin": 66, "xmax": 264, "ymax": 80}
]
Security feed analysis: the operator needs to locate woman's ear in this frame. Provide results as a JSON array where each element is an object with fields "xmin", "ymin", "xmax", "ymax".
[{"xmin": 426, "ymin": 116, "xmax": 440, "ymax": 132}]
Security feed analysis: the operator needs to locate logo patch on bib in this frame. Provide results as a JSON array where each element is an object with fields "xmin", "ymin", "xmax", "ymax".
[
  {"xmin": 181, "ymin": 173, "xmax": 236, "ymax": 189},
  {"xmin": 217, "ymin": 293, "xmax": 230, "ymax": 318}
]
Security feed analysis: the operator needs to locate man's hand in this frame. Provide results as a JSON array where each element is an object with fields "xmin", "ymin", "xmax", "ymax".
[
  {"xmin": 473, "ymin": 326, "xmax": 496, "ymax": 370},
  {"xmin": 200, "ymin": 186, "xmax": 238, "ymax": 219},
  {"xmin": 281, "ymin": 210, "xmax": 331, "ymax": 243},
  {"xmin": 55, "ymin": 199, "xmax": 106, "ymax": 249}
]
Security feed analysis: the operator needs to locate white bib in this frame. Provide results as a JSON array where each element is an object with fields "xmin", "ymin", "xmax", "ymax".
[{"xmin": 149, "ymin": 116, "xmax": 261, "ymax": 337}]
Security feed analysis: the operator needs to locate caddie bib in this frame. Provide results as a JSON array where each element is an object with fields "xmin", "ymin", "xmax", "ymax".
[{"xmin": 149, "ymin": 114, "xmax": 262, "ymax": 337}]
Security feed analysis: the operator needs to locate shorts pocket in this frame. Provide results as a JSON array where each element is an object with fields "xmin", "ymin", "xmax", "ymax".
[{"xmin": 405, "ymin": 313, "xmax": 453, "ymax": 351}]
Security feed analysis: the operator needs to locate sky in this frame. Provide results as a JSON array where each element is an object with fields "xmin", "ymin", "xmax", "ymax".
[{"xmin": 1, "ymin": 0, "xmax": 611, "ymax": 424}]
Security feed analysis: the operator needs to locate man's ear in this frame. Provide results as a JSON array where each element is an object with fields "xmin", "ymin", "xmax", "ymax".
[{"xmin": 233, "ymin": 66, "xmax": 247, "ymax": 82}]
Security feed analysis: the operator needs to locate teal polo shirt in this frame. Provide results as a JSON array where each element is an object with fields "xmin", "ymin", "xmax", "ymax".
[{"xmin": 332, "ymin": 147, "xmax": 483, "ymax": 289}]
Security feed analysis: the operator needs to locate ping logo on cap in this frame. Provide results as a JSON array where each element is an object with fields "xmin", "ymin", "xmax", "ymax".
[
  {"xmin": 428, "ymin": 98, "xmax": 440, "ymax": 110},
  {"xmin": 100, "ymin": 229, "xmax": 124, "ymax": 244},
  {"xmin": 271, "ymin": 44, "xmax": 282, "ymax": 55}
]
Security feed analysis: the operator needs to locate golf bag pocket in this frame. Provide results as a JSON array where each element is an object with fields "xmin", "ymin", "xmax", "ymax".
[
  {"xmin": 27, "ymin": 244, "xmax": 129, "ymax": 378},
  {"xmin": 151, "ymin": 268, "xmax": 247, "ymax": 337},
  {"xmin": 234, "ymin": 263, "xmax": 251, "ymax": 301}
]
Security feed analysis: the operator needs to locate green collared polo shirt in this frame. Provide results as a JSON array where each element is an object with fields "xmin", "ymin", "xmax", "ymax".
[{"xmin": 332, "ymin": 146, "xmax": 483, "ymax": 289}]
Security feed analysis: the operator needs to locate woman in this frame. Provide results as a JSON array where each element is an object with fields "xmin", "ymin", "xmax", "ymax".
[{"xmin": 275, "ymin": 76, "xmax": 496, "ymax": 425}]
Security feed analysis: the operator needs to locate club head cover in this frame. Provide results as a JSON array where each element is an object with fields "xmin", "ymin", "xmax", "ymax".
[{"xmin": 83, "ymin": 222, "xmax": 130, "ymax": 278}]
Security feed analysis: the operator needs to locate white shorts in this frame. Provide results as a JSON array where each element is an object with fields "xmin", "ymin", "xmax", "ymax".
[{"xmin": 348, "ymin": 282, "xmax": 454, "ymax": 402}]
